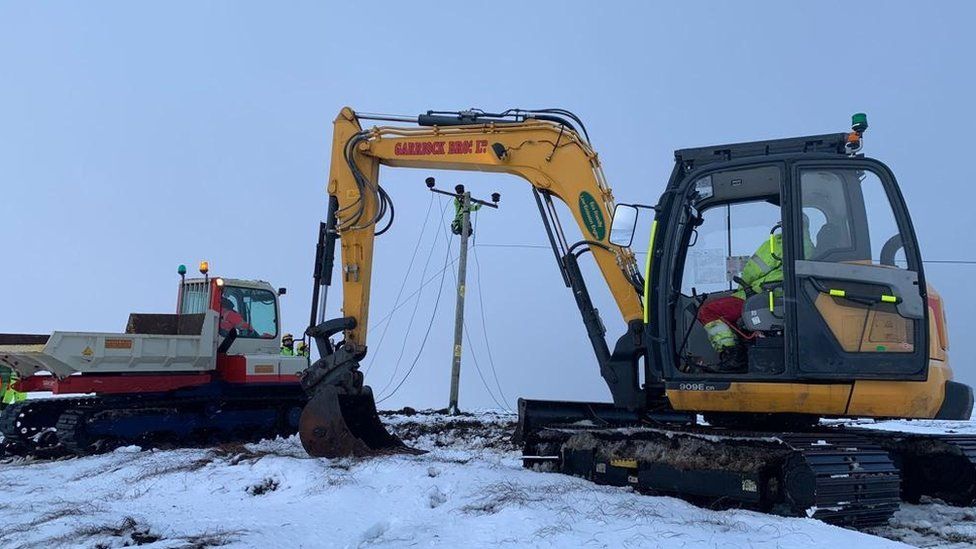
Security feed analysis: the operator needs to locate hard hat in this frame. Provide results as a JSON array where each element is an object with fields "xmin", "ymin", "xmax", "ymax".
[{"xmin": 282, "ymin": 333, "xmax": 294, "ymax": 343}]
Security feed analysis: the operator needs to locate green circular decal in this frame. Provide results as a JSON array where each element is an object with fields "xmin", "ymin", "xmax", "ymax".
[{"xmin": 578, "ymin": 191, "xmax": 606, "ymax": 241}]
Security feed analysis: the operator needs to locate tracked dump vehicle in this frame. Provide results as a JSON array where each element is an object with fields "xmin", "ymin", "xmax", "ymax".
[
  {"xmin": 296, "ymin": 107, "xmax": 974, "ymax": 526},
  {"xmin": 0, "ymin": 265, "xmax": 307, "ymax": 455}
]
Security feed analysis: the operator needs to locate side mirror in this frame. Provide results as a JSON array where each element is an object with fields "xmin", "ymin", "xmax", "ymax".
[
  {"xmin": 278, "ymin": 287, "xmax": 287, "ymax": 296},
  {"xmin": 609, "ymin": 204, "xmax": 639, "ymax": 247}
]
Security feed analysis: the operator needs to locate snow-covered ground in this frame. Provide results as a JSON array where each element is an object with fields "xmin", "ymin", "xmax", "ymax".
[{"xmin": 3, "ymin": 410, "xmax": 974, "ymax": 548}]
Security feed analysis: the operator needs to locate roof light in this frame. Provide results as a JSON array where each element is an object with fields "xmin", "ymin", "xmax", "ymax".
[
  {"xmin": 199, "ymin": 261, "xmax": 209, "ymax": 275},
  {"xmin": 177, "ymin": 264, "xmax": 187, "ymax": 276},
  {"xmin": 215, "ymin": 277, "xmax": 224, "ymax": 287},
  {"xmin": 851, "ymin": 112, "xmax": 868, "ymax": 133}
]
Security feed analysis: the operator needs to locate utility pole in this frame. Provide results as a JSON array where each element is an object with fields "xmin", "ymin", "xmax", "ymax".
[{"xmin": 425, "ymin": 177, "xmax": 500, "ymax": 415}]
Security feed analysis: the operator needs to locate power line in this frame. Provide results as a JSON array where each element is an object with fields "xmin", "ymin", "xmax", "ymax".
[
  {"xmin": 375, "ymin": 201, "xmax": 450, "ymax": 396},
  {"xmin": 471, "ymin": 210, "xmax": 512, "ymax": 410},
  {"xmin": 377, "ymin": 221, "xmax": 454, "ymax": 404},
  {"xmin": 367, "ymin": 242, "xmax": 469, "ymax": 331},
  {"xmin": 364, "ymin": 193, "xmax": 435, "ymax": 375},
  {"xmin": 437, "ymin": 198, "xmax": 508, "ymax": 411},
  {"xmin": 477, "ymin": 242, "xmax": 976, "ymax": 265},
  {"xmin": 476, "ymin": 243, "xmax": 551, "ymax": 250},
  {"xmin": 454, "ymin": 210, "xmax": 510, "ymax": 410}
]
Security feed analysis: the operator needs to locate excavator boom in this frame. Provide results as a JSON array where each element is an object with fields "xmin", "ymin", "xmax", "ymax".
[{"xmin": 299, "ymin": 107, "xmax": 647, "ymax": 456}]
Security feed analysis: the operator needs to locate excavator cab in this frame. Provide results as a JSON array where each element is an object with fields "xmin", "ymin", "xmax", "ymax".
[
  {"xmin": 627, "ymin": 122, "xmax": 970, "ymax": 420},
  {"xmin": 653, "ymin": 138, "xmax": 926, "ymax": 379}
]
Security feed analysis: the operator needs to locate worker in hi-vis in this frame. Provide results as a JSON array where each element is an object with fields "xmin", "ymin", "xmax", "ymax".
[{"xmin": 280, "ymin": 333, "xmax": 296, "ymax": 356}]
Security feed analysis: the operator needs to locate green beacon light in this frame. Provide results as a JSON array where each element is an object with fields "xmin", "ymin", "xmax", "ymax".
[
  {"xmin": 177, "ymin": 264, "xmax": 187, "ymax": 276},
  {"xmin": 852, "ymin": 112, "xmax": 868, "ymax": 133}
]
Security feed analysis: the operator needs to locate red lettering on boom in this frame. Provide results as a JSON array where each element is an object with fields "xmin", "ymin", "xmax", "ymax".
[{"xmin": 394, "ymin": 140, "xmax": 481, "ymax": 156}]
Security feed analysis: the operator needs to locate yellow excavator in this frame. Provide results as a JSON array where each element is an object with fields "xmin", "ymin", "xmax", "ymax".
[{"xmin": 298, "ymin": 107, "xmax": 974, "ymax": 526}]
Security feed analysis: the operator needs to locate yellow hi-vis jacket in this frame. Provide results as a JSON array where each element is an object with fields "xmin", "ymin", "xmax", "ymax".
[
  {"xmin": 734, "ymin": 233, "xmax": 813, "ymax": 299},
  {"xmin": 0, "ymin": 366, "xmax": 26, "ymax": 405}
]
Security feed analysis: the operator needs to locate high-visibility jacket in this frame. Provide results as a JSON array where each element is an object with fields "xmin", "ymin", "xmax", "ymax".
[
  {"xmin": 451, "ymin": 197, "xmax": 482, "ymax": 235},
  {"xmin": 453, "ymin": 197, "xmax": 482, "ymax": 221},
  {"xmin": 735, "ymin": 233, "xmax": 814, "ymax": 299},
  {"xmin": 280, "ymin": 346, "xmax": 295, "ymax": 356},
  {"xmin": 0, "ymin": 366, "xmax": 26, "ymax": 405}
]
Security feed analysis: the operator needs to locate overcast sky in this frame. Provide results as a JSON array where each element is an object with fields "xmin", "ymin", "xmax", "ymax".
[{"xmin": 2, "ymin": 1, "xmax": 974, "ymax": 410}]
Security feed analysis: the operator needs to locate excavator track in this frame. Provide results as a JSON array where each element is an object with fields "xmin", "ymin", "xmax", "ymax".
[
  {"xmin": 838, "ymin": 428, "xmax": 976, "ymax": 506},
  {"xmin": 523, "ymin": 424, "xmax": 901, "ymax": 527},
  {"xmin": 1, "ymin": 387, "xmax": 307, "ymax": 457}
]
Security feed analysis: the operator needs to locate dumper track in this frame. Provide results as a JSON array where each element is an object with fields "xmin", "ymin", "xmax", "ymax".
[
  {"xmin": 0, "ymin": 397, "xmax": 92, "ymax": 457},
  {"xmin": 523, "ymin": 424, "xmax": 901, "ymax": 527},
  {"xmin": 1, "ymin": 388, "xmax": 307, "ymax": 458}
]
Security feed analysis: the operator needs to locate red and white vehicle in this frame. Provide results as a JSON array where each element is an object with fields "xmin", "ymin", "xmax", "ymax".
[{"xmin": 0, "ymin": 266, "xmax": 307, "ymax": 455}]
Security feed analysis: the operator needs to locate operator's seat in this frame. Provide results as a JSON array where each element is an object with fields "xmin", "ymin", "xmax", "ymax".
[
  {"xmin": 740, "ymin": 291, "xmax": 785, "ymax": 333},
  {"xmin": 814, "ymin": 223, "xmax": 845, "ymax": 260}
]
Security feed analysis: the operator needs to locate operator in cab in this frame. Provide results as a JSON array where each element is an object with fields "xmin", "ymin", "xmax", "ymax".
[
  {"xmin": 696, "ymin": 217, "xmax": 812, "ymax": 371},
  {"xmin": 219, "ymin": 296, "xmax": 251, "ymax": 336}
]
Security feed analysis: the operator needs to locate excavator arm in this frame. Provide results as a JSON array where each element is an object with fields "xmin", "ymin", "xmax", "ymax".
[
  {"xmin": 328, "ymin": 106, "xmax": 642, "ymax": 348},
  {"xmin": 299, "ymin": 107, "xmax": 648, "ymax": 457}
]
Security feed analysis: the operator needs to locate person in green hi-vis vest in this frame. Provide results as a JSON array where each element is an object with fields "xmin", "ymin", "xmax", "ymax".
[
  {"xmin": 0, "ymin": 364, "xmax": 26, "ymax": 408},
  {"xmin": 280, "ymin": 333, "xmax": 296, "ymax": 356}
]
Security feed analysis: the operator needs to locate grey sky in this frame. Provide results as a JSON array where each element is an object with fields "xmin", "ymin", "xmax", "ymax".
[{"xmin": 2, "ymin": 1, "xmax": 974, "ymax": 410}]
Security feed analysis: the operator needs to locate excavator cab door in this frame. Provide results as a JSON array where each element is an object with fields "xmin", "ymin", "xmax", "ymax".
[
  {"xmin": 654, "ymin": 151, "xmax": 928, "ymax": 383},
  {"xmin": 788, "ymin": 160, "xmax": 928, "ymax": 379}
]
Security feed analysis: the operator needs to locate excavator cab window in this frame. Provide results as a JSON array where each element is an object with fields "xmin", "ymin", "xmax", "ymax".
[{"xmin": 670, "ymin": 164, "xmax": 788, "ymax": 376}]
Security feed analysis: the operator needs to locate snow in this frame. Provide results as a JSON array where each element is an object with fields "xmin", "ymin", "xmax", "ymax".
[
  {"xmin": 2, "ymin": 410, "xmax": 971, "ymax": 548},
  {"xmin": 824, "ymin": 417, "xmax": 976, "ymax": 436}
]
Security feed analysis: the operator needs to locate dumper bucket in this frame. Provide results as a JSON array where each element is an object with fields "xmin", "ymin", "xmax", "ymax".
[{"xmin": 299, "ymin": 385, "xmax": 414, "ymax": 458}]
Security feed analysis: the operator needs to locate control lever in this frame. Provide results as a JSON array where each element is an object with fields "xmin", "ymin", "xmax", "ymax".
[
  {"xmin": 733, "ymin": 275, "xmax": 755, "ymax": 297},
  {"xmin": 677, "ymin": 288, "xmax": 708, "ymax": 361}
]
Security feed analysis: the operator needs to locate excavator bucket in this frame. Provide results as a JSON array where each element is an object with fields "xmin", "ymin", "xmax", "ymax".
[{"xmin": 299, "ymin": 385, "xmax": 411, "ymax": 458}]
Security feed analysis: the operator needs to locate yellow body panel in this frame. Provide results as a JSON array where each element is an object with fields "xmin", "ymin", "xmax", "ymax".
[
  {"xmin": 846, "ymin": 359, "xmax": 951, "ymax": 417},
  {"xmin": 667, "ymin": 359, "xmax": 951, "ymax": 418},
  {"xmin": 667, "ymin": 382, "xmax": 852, "ymax": 415}
]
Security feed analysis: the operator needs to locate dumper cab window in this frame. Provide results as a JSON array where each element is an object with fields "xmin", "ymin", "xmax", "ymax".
[{"xmin": 219, "ymin": 286, "xmax": 277, "ymax": 339}]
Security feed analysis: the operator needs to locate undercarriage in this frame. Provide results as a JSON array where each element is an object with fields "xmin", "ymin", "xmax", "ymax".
[
  {"xmin": 0, "ymin": 384, "xmax": 306, "ymax": 457},
  {"xmin": 517, "ymin": 399, "xmax": 976, "ymax": 527}
]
